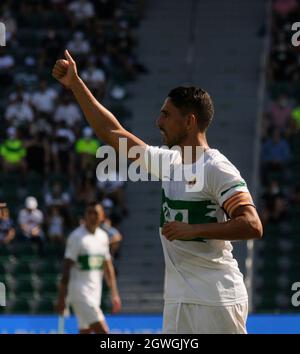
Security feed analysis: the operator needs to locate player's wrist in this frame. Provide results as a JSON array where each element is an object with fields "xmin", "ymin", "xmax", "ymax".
[
  {"xmin": 69, "ymin": 74, "xmax": 81, "ymax": 91},
  {"xmin": 190, "ymin": 224, "xmax": 204, "ymax": 238}
]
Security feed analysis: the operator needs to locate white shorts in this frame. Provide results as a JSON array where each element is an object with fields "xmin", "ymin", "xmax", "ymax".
[
  {"xmin": 71, "ymin": 301, "xmax": 105, "ymax": 330},
  {"xmin": 163, "ymin": 301, "xmax": 248, "ymax": 334}
]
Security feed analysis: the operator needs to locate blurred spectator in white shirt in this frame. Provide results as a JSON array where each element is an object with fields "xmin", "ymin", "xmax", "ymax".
[
  {"xmin": 81, "ymin": 61, "xmax": 106, "ymax": 99},
  {"xmin": 18, "ymin": 196, "xmax": 45, "ymax": 254},
  {"xmin": 31, "ymin": 80, "xmax": 58, "ymax": 115},
  {"xmin": 47, "ymin": 206, "xmax": 65, "ymax": 244},
  {"xmin": 68, "ymin": 0, "xmax": 95, "ymax": 23},
  {"xmin": 45, "ymin": 182, "xmax": 71, "ymax": 209},
  {"xmin": 9, "ymin": 84, "xmax": 31, "ymax": 104},
  {"xmin": 67, "ymin": 31, "xmax": 91, "ymax": 56},
  {"xmin": 5, "ymin": 93, "xmax": 34, "ymax": 126},
  {"xmin": 54, "ymin": 94, "xmax": 81, "ymax": 127}
]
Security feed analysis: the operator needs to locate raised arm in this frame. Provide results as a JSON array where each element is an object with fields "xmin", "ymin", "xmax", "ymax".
[{"xmin": 52, "ymin": 50, "xmax": 146, "ymax": 153}]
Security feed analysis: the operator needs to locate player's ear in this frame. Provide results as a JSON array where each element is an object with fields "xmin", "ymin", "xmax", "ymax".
[{"xmin": 185, "ymin": 113, "xmax": 197, "ymax": 130}]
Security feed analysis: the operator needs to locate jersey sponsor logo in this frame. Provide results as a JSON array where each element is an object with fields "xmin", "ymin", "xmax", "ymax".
[
  {"xmin": 160, "ymin": 190, "xmax": 219, "ymax": 243},
  {"xmin": 77, "ymin": 254, "xmax": 105, "ymax": 270}
]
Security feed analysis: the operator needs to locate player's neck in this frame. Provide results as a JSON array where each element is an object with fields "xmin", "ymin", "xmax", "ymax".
[
  {"xmin": 85, "ymin": 224, "xmax": 97, "ymax": 234},
  {"xmin": 179, "ymin": 133, "xmax": 209, "ymax": 164}
]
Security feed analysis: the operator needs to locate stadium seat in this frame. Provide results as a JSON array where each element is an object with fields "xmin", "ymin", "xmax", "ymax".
[
  {"xmin": 8, "ymin": 298, "xmax": 32, "ymax": 314},
  {"xmin": 37, "ymin": 275, "xmax": 59, "ymax": 294},
  {"xmin": 33, "ymin": 297, "xmax": 55, "ymax": 314}
]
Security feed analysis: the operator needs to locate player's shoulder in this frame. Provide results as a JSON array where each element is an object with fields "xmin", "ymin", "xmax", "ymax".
[
  {"xmin": 95, "ymin": 226, "xmax": 110, "ymax": 242},
  {"xmin": 146, "ymin": 145, "xmax": 181, "ymax": 165},
  {"xmin": 204, "ymin": 149, "xmax": 240, "ymax": 176},
  {"xmin": 68, "ymin": 225, "xmax": 86, "ymax": 241}
]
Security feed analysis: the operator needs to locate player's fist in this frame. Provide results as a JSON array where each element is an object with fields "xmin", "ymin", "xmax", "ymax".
[{"xmin": 52, "ymin": 50, "xmax": 78, "ymax": 89}]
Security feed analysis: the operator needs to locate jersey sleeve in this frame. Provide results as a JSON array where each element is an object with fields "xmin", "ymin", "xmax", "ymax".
[
  {"xmin": 104, "ymin": 246, "xmax": 111, "ymax": 261},
  {"xmin": 64, "ymin": 233, "xmax": 80, "ymax": 262},
  {"xmin": 207, "ymin": 159, "xmax": 255, "ymax": 213},
  {"xmin": 142, "ymin": 145, "xmax": 181, "ymax": 180}
]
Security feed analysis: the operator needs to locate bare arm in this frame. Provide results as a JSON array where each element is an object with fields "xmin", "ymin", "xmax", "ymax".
[
  {"xmin": 162, "ymin": 205, "xmax": 263, "ymax": 242},
  {"xmin": 103, "ymin": 259, "xmax": 121, "ymax": 314},
  {"xmin": 56, "ymin": 258, "xmax": 74, "ymax": 314},
  {"xmin": 52, "ymin": 50, "xmax": 146, "ymax": 153}
]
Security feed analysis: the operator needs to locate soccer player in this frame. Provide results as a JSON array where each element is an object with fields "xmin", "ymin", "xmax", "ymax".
[
  {"xmin": 52, "ymin": 50, "xmax": 263, "ymax": 334},
  {"xmin": 56, "ymin": 201, "xmax": 121, "ymax": 334}
]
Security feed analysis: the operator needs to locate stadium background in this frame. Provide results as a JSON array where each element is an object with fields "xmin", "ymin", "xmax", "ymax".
[{"xmin": 0, "ymin": 0, "xmax": 299, "ymax": 333}]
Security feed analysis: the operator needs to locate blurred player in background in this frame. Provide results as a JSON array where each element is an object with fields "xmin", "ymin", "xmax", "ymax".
[
  {"xmin": 52, "ymin": 50, "xmax": 263, "ymax": 334},
  {"xmin": 56, "ymin": 201, "xmax": 121, "ymax": 334}
]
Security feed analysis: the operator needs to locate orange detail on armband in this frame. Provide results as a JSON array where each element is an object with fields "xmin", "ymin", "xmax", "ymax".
[{"xmin": 223, "ymin": 192, "xmax": 254, "ymax": 217}]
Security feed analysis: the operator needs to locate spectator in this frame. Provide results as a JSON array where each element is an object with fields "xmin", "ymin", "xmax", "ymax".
[
  {"xmin": 261, "ymin": 180, "xmax": 286, "ymax": 223},
  {"xmin": 45, "ymin": 182, "xmax": 71, "ymax": 210},
  {"xmin": 0, "ymin": 47, "xmax": 14, "ymax": 86},
  {"xmin": 9, "ymin": 83, "xmax": 31, "ymax": 104},
  {"xmin": 51, "ymin": 124, "xmax": 76, "ymax": 175},
  {"xmin": 97, "ymin": 167, "xmax": 128, "ymax": 218},
  {"xmin": 18, "ymin": 196, "xmax": 45, "ymax": 255},
  {"xmin": 68, "ymin": 0, "xmax": 95, "ymax": 24},
  {"xmin": 75, "ymin": 175, "xmax": 97, "ymax": 205},
  {"xmin": 39, "ymin": 28, "xmax": 64, "ymax": 68},
  {"xmin": 25, "ymin": 131, "xmax": 50, "ymax": 176},
  {"xmin": 47, "ymin": 206, "xmax": 65, "ymax": 244},
  {"xmin": 273, "ymin": 0, "xmax": 298, "ymax": 17},
  {"xmin": 1, "ymin": 127, "xmax": 27, "ymax": 173},
  {"xmin": 31, "ymin": 80, "xmax": 58, "ymax": 115},
  {"xmin": 5, "ymin": 93, "xmax": 34, "ymax": 127},
  {"xmin": 54, "ymin": 94, "xmax": 81, "ymax": 128},
  {"xmin": 269, "ymin": 42, "xmax": 297, "ymax": 82},
  {"xmin": 75, "ymin": 127, "xmax": 101, "ymax": 171},
  {"xmin": 0, "ymin": 207, "xmax": 16, "ymax": 245},
  {"xmin": 66, "ymin": 31, "xmax": 91, "ymax": 56},
  {"xmin": 81, "ymin": 61, "xmax": 106, "ymax": 99},
  {"xmin": 261, "ymin": 129, "xmax": 291, "ymax": 170},
  {"xmin": 268, "ymin": 94, "xmax": 292, "ymax": 131}
]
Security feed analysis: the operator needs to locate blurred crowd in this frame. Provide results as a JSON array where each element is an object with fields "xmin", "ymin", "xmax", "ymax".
[
  {"xmin": 260, "ymin": 0, "xmax": 300, "ymax": 226},
  {"xmin": 0, "ymin": 0, "xmax": 146, "ymax": 255}
]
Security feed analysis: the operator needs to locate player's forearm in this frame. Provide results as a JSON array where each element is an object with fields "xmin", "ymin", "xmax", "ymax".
[
  {"xmin": 192, "ymin": 217, "xmax": 262, "ymax": 241},
  {"xmin": 58, "ymin": 280, "xmax": 68, "ymax": 301},
  {"xmin": 70, "ymin": 76, "xmax": 123, "ymax": 146},
  {"xmin": 104, "ymin": 263, "xmax": 119, "ymax": 296}
]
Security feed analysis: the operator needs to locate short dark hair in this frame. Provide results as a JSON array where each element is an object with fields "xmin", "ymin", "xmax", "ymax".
[
  {"xmin": 86, "ymin": 201, "xmax": 101, "ymax": 209},
  {"xmin": 168, "ymin": 86, "xmax": 214, "ymax": 132}
]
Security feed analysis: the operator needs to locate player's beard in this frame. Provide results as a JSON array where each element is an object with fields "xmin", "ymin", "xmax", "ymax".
[{"xmin": 165, "ymin": 129, "xmax": 189, "ymax": 148}]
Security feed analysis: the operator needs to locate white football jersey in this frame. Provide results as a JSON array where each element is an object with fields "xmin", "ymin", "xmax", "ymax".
[
  {"xmin": 144, "ymin": 145, "xmax": 250, "ymax": 305},
  {"xmin": 65, "ymin": 225, "xmax": 111, "ymax": 306}
]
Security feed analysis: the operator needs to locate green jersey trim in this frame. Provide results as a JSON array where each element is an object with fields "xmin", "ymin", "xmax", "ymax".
[
  {"xmin": 77, "ymin": 254, "xmax": 105, "ymax": 270},
  {"xmin": 220, "ymin": 181, "xmax": 247, "ymax": 197}
]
